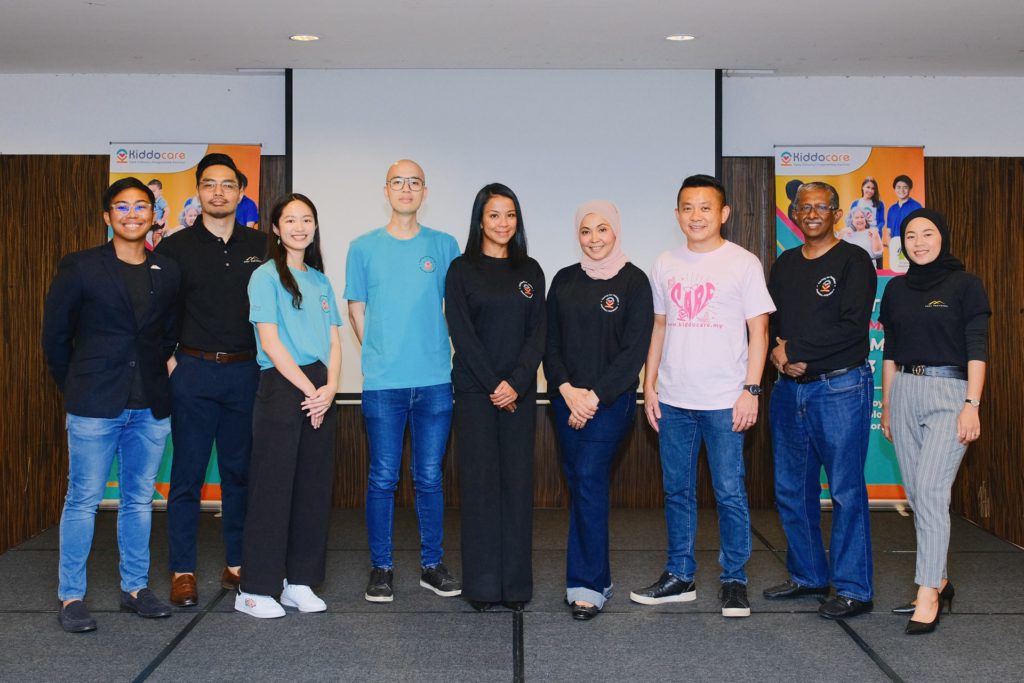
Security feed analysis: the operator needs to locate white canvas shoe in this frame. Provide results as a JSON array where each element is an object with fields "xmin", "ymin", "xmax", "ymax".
[
  {"xmin": 280, "ymin": 580, "xmax": 327, "ymax": 613},
  {"xmin": 235, "ymin": 591, "xmax": 286, "ymax": 619}
]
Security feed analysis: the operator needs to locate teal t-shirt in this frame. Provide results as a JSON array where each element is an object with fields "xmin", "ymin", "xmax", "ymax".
[
  {"xmin": 249, "ymin": 262, "xmax": 343, "ymax": 371},
  {"xmin": 344, "ymin": 226, "xmax": 460, "ymax": 390}
]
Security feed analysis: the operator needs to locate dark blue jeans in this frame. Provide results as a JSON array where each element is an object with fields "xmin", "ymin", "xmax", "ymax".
[
  {"xmin": 769, "ymin": 363, "xmax": 874, "ymax": 601},
  {"xmin": 362, "ymin": 383, "xmax": 453, "ymax": 569},
  {"xmin": 553, "ymin": 392, "xmax": 635, "ymax": 608},
  {"xmin": 166, "ymin": 352, "xmax": 259, "ymax": 572},
  {"xmin": 658, "ymin": 404, "xmax": 751, "ymax": 584}
]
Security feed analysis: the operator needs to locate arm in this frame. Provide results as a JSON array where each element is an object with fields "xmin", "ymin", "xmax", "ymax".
[
  {"xmin": 302, "ymin": 325, "xmax": 343, "ymax": 428},
  {"xmin": 732, "ymin": 314, "xmax": 768, "ymax": 432},
  {"xmin": 542, "ymin": 275, "xmax": 596, "ymax": 426},
  {"xmin": 41, "ymin": 255, "xmax": 83, "ymax": 390},
  {"xmin": 257, "ymin": 323, "xmax": 317, "ymax": 397},
  {"xmin": 443, "ymin": 263, "xmax": 502, "ymax": 396},
  {"xmin": 347, "ymin": 301, "xmax": 365, "ymax": 345},
  {"xmin": 957, "ymin": 361, "xmax": 986, "ymax": 444},
  {"xmin": 505, "ymin": 268, "xmax": 547, "ymax": 398},
  {"xmin": 880, "ymin": 360, "xmax": 896, "ymax": 441},
  {"xmin": 643, "ymin": 314, "xmax": 667, "ymax": 432},
  {"xmin": 591, "ymin": 275, "xmax": 655, "ymax": 405}
]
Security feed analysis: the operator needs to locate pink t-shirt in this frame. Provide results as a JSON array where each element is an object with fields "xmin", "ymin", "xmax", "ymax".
[{"xmin": 651, "ymin": 241, "xmax": 775, "ymax": 410}]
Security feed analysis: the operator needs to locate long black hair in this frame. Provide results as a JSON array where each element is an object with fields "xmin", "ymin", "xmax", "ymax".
[
  {"xmin": 464, "ymin": 183, "xmax": 528, "ymax": 267},
  {"xmin": 267, "ymin": 193, "xmax": 325, "ymax": 309}
]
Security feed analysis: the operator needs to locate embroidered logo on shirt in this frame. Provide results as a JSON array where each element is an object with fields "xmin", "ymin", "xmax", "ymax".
[
  {"xmin": 926, "ymin": 300, "xmax": 948, "ymax": 308},
  {"xmin": 321, "ymin": 295, "xmax": 330, "ymax": 313},
  {"xmin": 600, "ymin": 294, "xmax": 620, "ymax": 312},
  {"xmin": 518, "ymin": 281, "xmax": 535, "ymax": 299},
  {"xmin": 419, "ymin": 256, "xmax": 436, "ymax": 273},
  {"xmin": 243, "ymin": 256, "xmax": 262, "ymax": 264},
  {"xmin": 670, "ymin": 280, "xmax": 716, "ymax": 322},
  {"xmin": 815, "ymin": 276, "xmax": 837, "ymax": 297}
]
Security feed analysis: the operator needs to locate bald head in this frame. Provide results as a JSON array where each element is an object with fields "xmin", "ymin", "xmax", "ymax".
[{"xmin": 386, "ymin": 159, "xmax": 425, "ymax": 184}]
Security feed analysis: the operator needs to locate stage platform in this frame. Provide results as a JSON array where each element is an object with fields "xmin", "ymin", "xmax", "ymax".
[{"xmin": 1, "ymin": 507, "xmax": 1022, "ymax": 682}]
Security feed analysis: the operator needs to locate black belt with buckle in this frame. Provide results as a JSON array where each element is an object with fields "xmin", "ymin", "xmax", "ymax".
[
  {"xmin": 178, "ymin": 345, "xmax": 257, "ymax": 364},
  {"xmin": 898, "ymin": 364, "xmax": 967, "ymax": 380},
  {"xmin": 793, "ymin": 364, "xmax": 862, "ymax": 384}
]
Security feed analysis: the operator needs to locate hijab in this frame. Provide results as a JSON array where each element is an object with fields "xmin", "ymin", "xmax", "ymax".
[
  {"xmin": 575, "ymin": 200, "xmax": 629, "ymax": 280},
  {"xmin": 901, "ymin": 207, "xmax": 964, "ymax": 291}
]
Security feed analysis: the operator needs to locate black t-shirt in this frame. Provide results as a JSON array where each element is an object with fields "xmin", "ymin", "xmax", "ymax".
[
  {"xmin": 879, "ymin": 271, "xmax": 990, "ymax": 366},
  {"xmin": 155, "ymin": 218, "xmax": 267, "ymax": 352},
  {"xmin": 444, "ymin": 254, "xmax": 546, "ymax": 395},
  {"xmin": 768, "ymin": 240, "xmax": 877, "ymax": 375},
  {"xmin": 120, "ymin": 259, "xmax": 152, "ymax": 408},
  {"xmin": 544, "ymin": 262, "xmax": 654, "ymax": 405}
]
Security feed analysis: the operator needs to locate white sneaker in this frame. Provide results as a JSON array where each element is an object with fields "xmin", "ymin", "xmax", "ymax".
[
  {"xmin": 235, "ymin": 591, "xmax": 286, "ymax": 619},
  {"xmin": 280, "ymin": 580, "xmax": 327, "ymax": 613}
]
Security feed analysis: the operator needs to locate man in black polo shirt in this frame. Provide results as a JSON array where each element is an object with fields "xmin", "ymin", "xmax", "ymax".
[
  {"xmin": 763, "ymin": 181, "xmax": 877, "ymax": 620},
  {"xmin": 156, "ymin": 153, "xmax": 267, "ymax": 606}
]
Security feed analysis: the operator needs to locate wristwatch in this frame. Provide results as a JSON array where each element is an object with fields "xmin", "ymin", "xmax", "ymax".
[
  {"xmin": 965, "ymin": 399, "xmax": 981, "ymax": 408},
  {"xmin": 744, "ymin": 384, "xmax": 762, "ymax": 396}
]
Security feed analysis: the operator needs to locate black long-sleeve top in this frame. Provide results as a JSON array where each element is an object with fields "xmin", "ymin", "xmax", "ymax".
[
  {"xmin": 879, "ymin": 271, "xmax": 990, "ymax": 366},
  {"xmin": 544, "ymin": 263, "xmax": 653, "ymax": 405},
  {"xmin": 768, "ymin": 240, "xmax": 877, "ymax": 375},
  {"xmin": 445, "ymin": 254, "xmax": 546, "ymax": 396}
]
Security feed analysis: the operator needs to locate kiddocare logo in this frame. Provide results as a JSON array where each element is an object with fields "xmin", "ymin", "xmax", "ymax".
[
  {"xmin": 779, "ymin": 151, "xmax": 793, "ymax": 167},
  {"xmin": 119, "ymin": 148, "xmax": 188, "ymax": 162},
  {"xmin": 779, "ymin": 150, "xmax": 852, "ymax": 165},
  {"xmin": 115, "ymin": 148, "xmax": 129, "ymax": 164}
]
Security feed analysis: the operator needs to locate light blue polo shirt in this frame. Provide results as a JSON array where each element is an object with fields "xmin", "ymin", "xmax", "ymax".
[
  {"xmin": 249, "ymin": 262, "xmax": 343, "ymax": 371},
  {"xmin": 344, "ymin": 225, "xmax": 460, "ymax": 390}
]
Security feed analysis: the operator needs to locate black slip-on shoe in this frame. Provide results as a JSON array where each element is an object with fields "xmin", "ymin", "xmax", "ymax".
[
  {"xmin": 762, "ymin": 579, "xmax": 830, "ymax": 600},
  {"xmin": 120, "ymin": 588, "xmax": 172, "ymax": 618},
  {"xmin": 58, "ymin": 600, "xmax": 97, "ymax": 633},
  {"xmin": 818, "ymin": 595, "xmax": 873, "ymax": 620}
]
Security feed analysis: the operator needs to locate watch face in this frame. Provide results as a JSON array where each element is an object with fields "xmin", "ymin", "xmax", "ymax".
[{"xmin": 745, "ymin": 385, "xmax": 762, "ymax": 396}]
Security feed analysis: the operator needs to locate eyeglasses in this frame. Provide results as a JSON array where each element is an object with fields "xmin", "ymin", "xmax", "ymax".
[
  {"xmin": 387, "ymin": 176, "xmax": 424, "ymax": 192},
  {"xmin": 199, "ymin": 179, "xmax": 240, "ymax": 192},
  {"xmin": 794, "ymin": 203, "xmax": 836, "ymax": 215},
  {"xmin": 110, "ymin": 202, "xmax": 153, "ymax": 215}
]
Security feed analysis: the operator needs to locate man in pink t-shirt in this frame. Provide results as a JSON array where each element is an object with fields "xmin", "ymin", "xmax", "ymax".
[{"xmin": 629, "ymin": 174, "xmax": 775, "ymax": 618}]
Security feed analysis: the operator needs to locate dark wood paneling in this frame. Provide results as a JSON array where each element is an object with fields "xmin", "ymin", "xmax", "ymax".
[
  {"xmin": 0, "ymin": 155, "xmax": 109, "ymax": 554},
  {"xmin": 926, "ymin": 158, "xmax": 1024, "ymax": 547}
]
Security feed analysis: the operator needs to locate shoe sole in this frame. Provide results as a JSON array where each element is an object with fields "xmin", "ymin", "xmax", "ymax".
[
  {"xmin": 722, "ymin": 606, "xmax": 751, "ymax": 617},
  {"xmin": 364, "ymin": 593, "xmax": 394, "ymax": 603},
  {"xmin": 419, "ymin": 579, "xmax": 462, "ymax": 597},
  {"xmin": 170, "ymin": 596, "xmax": 198, "ymax": 607},
  {"xmin": 119, "ymin": 605, "xmax": 172, "ymax": 619},
  {"xmin": 280, "ymin": 597, "xmax": 327, "ymax": 613},
  {"xmin": 59, "ymin": 620, "xmax": 97, "ymax": 633},
  {"xmin": 629, "ymin": 590, "xmax": 696, "ymax": 605},
  {"xmin": 234, "ymin": 597, "xmax": 285, "ymax": 619}
]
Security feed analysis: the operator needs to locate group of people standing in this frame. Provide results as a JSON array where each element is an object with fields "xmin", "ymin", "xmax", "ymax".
[{"xmin": 42, "ymin": 153, "xmax": 988, "ymax": 638}]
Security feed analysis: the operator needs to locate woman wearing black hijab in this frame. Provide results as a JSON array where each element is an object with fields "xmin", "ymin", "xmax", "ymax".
[{"xmin": 879, "ymin": 208, "xmax": 990, "ymax": 635}]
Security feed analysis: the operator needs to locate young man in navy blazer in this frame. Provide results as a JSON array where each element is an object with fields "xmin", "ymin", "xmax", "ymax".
[{"xmin": 43, "ymin": 177, "xmax": 181, "ymax": 632}]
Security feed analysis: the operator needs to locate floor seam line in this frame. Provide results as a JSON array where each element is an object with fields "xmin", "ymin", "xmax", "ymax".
[{"xmin": 131, "ymin": 587, "xmax": 230, "ymax": 683}]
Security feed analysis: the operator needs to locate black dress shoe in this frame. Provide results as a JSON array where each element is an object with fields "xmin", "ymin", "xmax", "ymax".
[
  {"xmin": 762, "ymin": 580, "xmax": 830, "ymax": 600},
  {"xmin": 120, "ymin": 588, "xmax": 173, "ymax": 618},
  {"xmin": 893, "ymin": 582, "xmax": 955, "ymax": 615},
  {"xmin": 58, "ymin": 600, "xmax": 97, "ymax": 633},
  {"xmin": 502, "ymin": 601, "xmax": 526, "ymax": 612},
  {"xmin": 818, "ymin": 595, "xmax": 873, "ymax": 620},
  {"xmin": 571, "ymin": 602, "xmax": 600, "ymax": 621},
  {"xmin": 467, "ymin": 599, "xmax": 496, "ymax": 612}
]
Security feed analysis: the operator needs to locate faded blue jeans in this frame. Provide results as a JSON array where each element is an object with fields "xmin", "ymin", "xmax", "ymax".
[
  {"xmin": 59, "ymin": 410, "xmax": 169, "ymax": 601},
  {"xmin": 658, "ymin": 404, "xmax": 751, "ymax": 584},
  {"xmin": 362, "ymin": 383, "xmax": 453, "ymax": 569}
]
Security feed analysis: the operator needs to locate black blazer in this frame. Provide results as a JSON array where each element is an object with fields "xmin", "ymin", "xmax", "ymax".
[{"xmin": 42, "ymin": 242, "xmax": 181, "ymax": 419}]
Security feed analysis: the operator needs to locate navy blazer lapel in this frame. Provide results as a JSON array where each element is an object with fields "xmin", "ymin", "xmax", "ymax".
[{"xmin": 100, "ymin": 242, "xmax": 136, "ymax": 325}]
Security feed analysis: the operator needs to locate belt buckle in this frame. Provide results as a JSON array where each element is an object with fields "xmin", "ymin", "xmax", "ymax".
[
  {"xmin": 215, "ymin": 351, "xmax": 227, "ymax": 363},
  {"xmin": 911, "ymin": 364, "xmax": 925, "ymax": 376}
]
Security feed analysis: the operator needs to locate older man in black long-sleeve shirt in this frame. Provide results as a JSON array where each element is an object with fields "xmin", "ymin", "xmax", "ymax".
[{"xmin": 763, "ymin": 181, "xmax": 878, "ymax": 621}]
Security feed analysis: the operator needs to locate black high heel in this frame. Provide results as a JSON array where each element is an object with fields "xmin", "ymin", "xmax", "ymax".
[
  {"xmin": 905, "ymin": 607, "xmax": 940, "ymax": 635},
  {"xmin": 892, "ymin": 581, "xmax": 955, "ymax": 615}
]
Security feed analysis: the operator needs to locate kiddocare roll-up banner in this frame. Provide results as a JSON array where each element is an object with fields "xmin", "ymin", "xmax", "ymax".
[
  {"xmin": 774, "ymin": 145, "xmax": 925, "ymax": 504},
  {"xmin": 104, "ymin": 143, "xmax": 262, "ymax": 506}
]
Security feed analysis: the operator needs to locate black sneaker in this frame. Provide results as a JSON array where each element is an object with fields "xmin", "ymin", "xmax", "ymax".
[
  {"xmin": 58, "ymin": 600, "xmax": 97, "ymax": 633},
  {"xmin": 120, "ymin": 588, "xmax": 172, "ymax": 618},
  {"xmin": 720, "ymin": 581, "xmax": 751, "ymax": 618},
  {"xmin": 420, "ymin": 563, "xmax": 462, "ymax": 597},
  {"xmin": 629, "ymin": 571, "xmax": 696, "ymax": 605},
  {"xmin": 365, "ymin": 567, "xmax": 394, "ymax": 603}
]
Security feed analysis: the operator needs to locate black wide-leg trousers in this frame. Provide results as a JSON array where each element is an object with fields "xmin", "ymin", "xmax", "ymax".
[
  {"xmin": 455, "ymin": 391, "xmax": 535, "ymax": 603},
  {"xmin": 240, "ymin": 363, "xmax": 337, "ymax": 596}
]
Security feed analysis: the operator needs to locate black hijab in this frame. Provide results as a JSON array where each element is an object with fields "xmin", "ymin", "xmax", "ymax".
[{"xmin": 900, "ymin": 208, "xmax": 964, "ymax": 291}]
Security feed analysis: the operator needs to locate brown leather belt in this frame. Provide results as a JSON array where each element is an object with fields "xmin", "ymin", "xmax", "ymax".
[{"xmin": 177, "ymin": 345, "xmax": 257, "ymax": 364}]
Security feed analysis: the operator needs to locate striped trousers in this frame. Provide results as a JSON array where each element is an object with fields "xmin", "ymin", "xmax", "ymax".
[{"xmin": 890, "ymin": 372, "xmax": 970, "ymax": 588}]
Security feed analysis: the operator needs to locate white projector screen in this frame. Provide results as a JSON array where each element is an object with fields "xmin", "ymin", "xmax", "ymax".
[{"xmin": 292, "ymin": 69, "xmax": 716, "ymax": 394}]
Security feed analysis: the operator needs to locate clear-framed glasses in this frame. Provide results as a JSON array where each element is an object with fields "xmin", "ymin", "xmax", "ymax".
[
  {"xmin": 110, "ymin": 202, "xmax": 153, "ymax": 215},
  {"xmin": 199, "ymin": 179, "xmax": 240, "ymax": 192},
  {"xmin": 794, "ymin": 203, "xmax": 835, "ymax": 215},
  {"xmin": 387, "ymin": 176, "xmax": 424, "ymax": 192}
]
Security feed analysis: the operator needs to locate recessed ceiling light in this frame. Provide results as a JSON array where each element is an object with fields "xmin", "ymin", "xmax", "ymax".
[
  {"xmin": 666, "ymin": 34, "xmax": 696, "ymax": 42},
  {"xmin": 289, "ymin": 34, "xmax": 320, "ymax": 42}
]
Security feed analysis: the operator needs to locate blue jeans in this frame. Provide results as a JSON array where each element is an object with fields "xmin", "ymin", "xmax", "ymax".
[
  {"xmin": 59, "ymin": 410, "xmax": 170, "ymax": 601},
  {"xmin": 769, "ymin": 364, "xmax": 874, "ymax": 601},
  {"xmin": 658, "ymin": 404, "xmax": 751, "ymax": 584},
  {"xmin": 362, "ymin": 383, "xmax": 453, "ymax": 569},
  {"xmin": 553, "ymin": 393, "xmax": 635, "ymax": 609}
]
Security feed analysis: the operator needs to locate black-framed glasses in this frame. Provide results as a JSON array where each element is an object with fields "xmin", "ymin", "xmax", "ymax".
[
  {"xmin": 387, "ymin": 176, "xmax": 424, "ymax": 192},
  {"xmin": 110, "ymin": 202, "xmax": 153, "ymax": 215}
]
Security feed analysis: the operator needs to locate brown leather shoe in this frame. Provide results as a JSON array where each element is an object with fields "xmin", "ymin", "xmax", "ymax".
[
  {"xmin": 170, "ymin": 573, "xmax": 198, "ymax": 606},
  {"xmin": 221, "ymin": 566, "xmax": 241, "ymax": 591}
]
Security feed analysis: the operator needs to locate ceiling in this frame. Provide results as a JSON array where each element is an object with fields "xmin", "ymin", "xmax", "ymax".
[{"xmin": 1, "ymin": 0, "xmax": 1022, "ymax": 76}]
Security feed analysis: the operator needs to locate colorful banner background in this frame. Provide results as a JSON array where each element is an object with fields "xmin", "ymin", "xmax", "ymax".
[
  {"xmin": 774, "ymin": 145, "xmax": 925, "ymax": 503},
  {"xmin": 104, "ymin": 143, "xmax": 261, "ymax": 505}
]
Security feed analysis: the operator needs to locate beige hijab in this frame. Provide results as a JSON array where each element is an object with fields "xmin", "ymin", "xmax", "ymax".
[{"xmin": 575, "ymin": 200, "xmax": 629, "ymax": 280}]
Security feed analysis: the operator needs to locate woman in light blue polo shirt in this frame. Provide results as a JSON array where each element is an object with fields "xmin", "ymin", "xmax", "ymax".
[{"xmin": 235, "ymin": 193, "xmax": 343, "ymax": 619}]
